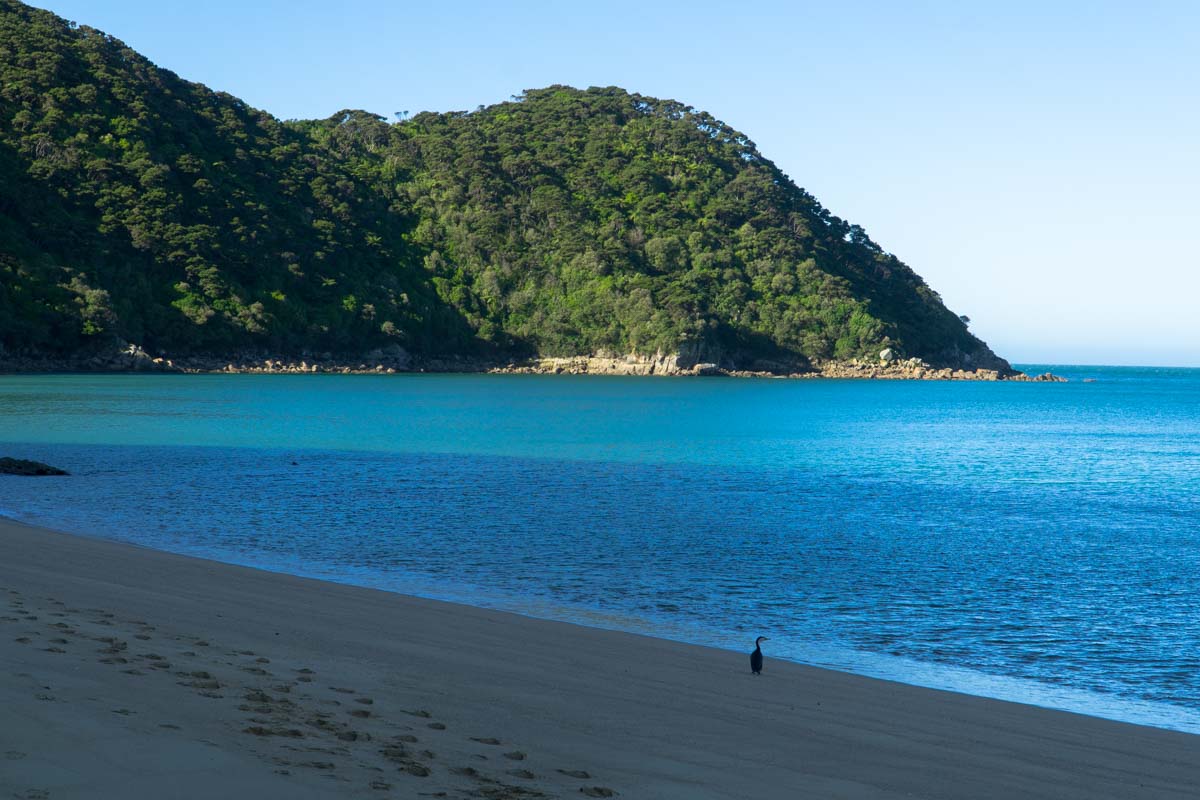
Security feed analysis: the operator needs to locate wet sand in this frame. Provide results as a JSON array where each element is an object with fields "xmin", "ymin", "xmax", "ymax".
[{"xmin": 1, "ymin": 518, "xmax": 1197, "ymax": 799}]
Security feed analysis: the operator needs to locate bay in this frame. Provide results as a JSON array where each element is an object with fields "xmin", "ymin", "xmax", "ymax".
[{"xmin": 1, "ymin": 366, "xmax": 1198, "ymax": 732}]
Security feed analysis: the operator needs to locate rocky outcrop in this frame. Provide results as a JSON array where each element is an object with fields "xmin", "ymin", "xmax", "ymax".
[
  {"xmin": 490, "ymin": 351, "xmax": 711, "ymax": 376},
  {"xmin": 0, "ymin": 457, "xmax": 68, "ymax": 476},
  {"xmin": 0, "ymin": 344, "xmax": 1063, "ymax": 382}
]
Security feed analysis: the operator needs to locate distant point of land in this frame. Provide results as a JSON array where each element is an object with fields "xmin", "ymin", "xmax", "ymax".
[{"xmin": 0, "ymin": 0, "xmax": 1014, "ymax": 378}]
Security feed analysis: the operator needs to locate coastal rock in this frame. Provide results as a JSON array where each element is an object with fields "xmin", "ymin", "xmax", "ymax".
[
  {"xmin": 879, "ymin": 348, "xmax": 897, "ymax": 363},
  {"xmin": 1007, "ymin": 371, "xmax": 1067, "ymax": 383},
  {"xmin": 0, "ymin": 457, "xmax": 69, "ymax": 476},
  {"xmin": 0, "ymin": 346, "xmax": 1058, "ymax": 383},
  {"xmin": 493, "ymin": 350, "xmax": 706, "ymax": 377}
]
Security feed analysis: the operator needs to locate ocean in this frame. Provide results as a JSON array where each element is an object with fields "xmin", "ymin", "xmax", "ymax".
[{"xmin": 1, "ymin": 366, "xmax": 1197, "ymax": 732}]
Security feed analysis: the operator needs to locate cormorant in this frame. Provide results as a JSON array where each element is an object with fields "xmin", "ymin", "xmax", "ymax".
[{"xmin": 750, "ymin": 636, "xmax": 768, "ymax": 675}]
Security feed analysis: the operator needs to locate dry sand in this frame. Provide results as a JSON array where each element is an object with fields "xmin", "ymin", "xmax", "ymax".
[{"xmin": 1, "ymin": 518, "xmax": 1197, "ymax": 799}]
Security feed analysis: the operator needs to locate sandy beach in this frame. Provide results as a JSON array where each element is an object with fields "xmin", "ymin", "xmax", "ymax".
[{"xmin": 1, "ymin": 518, "xmax": 1197, "ymax": 799}]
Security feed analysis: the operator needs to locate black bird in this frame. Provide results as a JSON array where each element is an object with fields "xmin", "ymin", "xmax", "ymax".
[{"xmin": 750, "ymin": 636, "xmax": 768, "ymax": 675}]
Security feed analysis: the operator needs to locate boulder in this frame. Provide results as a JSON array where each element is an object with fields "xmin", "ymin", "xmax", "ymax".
[{"xmin": 879, "ymin": 348, "xmax": 896, "ymax": 363}]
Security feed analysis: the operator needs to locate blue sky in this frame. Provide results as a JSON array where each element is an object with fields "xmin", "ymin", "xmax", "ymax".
[{"xmin": 30, "ymin": 1, "xmax": 1200, "ymax": 365}]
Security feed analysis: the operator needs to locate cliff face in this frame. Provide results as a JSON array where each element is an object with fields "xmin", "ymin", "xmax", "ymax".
[{"xmin": 0, "ymin": 1, "xmax": 1009, "ymax": 373}]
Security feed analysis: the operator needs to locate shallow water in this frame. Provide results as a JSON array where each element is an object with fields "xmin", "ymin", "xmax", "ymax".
[{"xmin": 1, "ymin": 367, "xmax": 1198, "ymax": 732}]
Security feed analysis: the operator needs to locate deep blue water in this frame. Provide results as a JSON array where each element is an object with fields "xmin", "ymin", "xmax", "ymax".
[{"xmin": 1, "ymin": 366, "xmax": 1198, "ymax": 732}]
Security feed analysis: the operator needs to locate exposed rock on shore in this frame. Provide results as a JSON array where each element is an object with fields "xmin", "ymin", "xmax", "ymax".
[{"xmin": 0, "ymin": 346, "xmax": 1065, "ymax": 382}]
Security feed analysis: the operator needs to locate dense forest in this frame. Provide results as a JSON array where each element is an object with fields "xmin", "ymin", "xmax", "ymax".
[{"xmin": 0, "ymin": 0, "xmax": 1009, "ymax": 371}]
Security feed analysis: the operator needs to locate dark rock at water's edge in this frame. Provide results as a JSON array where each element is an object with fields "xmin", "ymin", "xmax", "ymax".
[{"xmin": 0, "ymin": 458, "xmax": 69, "ymax": 476}]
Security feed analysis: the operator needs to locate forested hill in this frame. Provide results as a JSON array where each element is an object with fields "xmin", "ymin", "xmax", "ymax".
[{"xmin": 0, "ymin": 0, "xmax": 1011, "ymax": 373}]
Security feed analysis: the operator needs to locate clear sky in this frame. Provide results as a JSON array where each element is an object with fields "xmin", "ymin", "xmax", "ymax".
[{"xmin": 29, "ymin": 1, "xmax": 1200, "ymax": 366}]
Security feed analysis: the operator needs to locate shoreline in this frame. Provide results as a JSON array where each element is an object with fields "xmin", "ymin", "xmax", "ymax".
[
  {"xmin": 4, "ymin": 510, "xmax": 1196, "ymax": 737},
  {"xmin": 0, "ymin": 348, "xmax": 1067, "ymax": 381},
  {"xmin": 2, "ymin": 518, "xmax": 1196, "ymax": 798}
]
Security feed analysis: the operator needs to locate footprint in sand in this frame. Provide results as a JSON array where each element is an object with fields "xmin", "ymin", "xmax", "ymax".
[
  {"xmin": 503, "ymin": 751, "xmax": 526, "ymax": 761},
  {"xmin": 580, "ymin": 788, "xmax": 617, "ymax": 797},
  {"xmin": 350, "ymin": 709, "xmax": 372, "ymax": 719},
  {"xmin": 244, "ymin": 725, "xmax": 306, "ymax": 738},
  {"xmin": 354, "ymin": 697, "xmax": 374, "ymax": 705},
  {"xmin": 558, "ymin": 769, "xmax": 591, "ymax": 779},
  {"xmin": 508, "ymin": 769, "xmax": 537, "ymax": 780},
  {"xmin": 3, "ymin": 750, "xmax": 28, "ymax": 760},
  {"xmin": 14, "ymin": 637, "xmax": 31, "ymax": 644},
  {"xmin": 330, "ymin": 686, "xmax": 356, "ymax": 694},
  {"xmin": 471, "ymin": 737, "xmax": 502, "ymax": 745},
  {"xmin": 427, "ymin": 722, "xmax": 446, "ymax": 730}
]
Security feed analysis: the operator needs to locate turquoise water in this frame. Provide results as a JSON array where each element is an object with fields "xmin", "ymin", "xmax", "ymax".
[{"xmin": 1, "ymin": 367, "xmax": 1199, "ymax": 732}]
